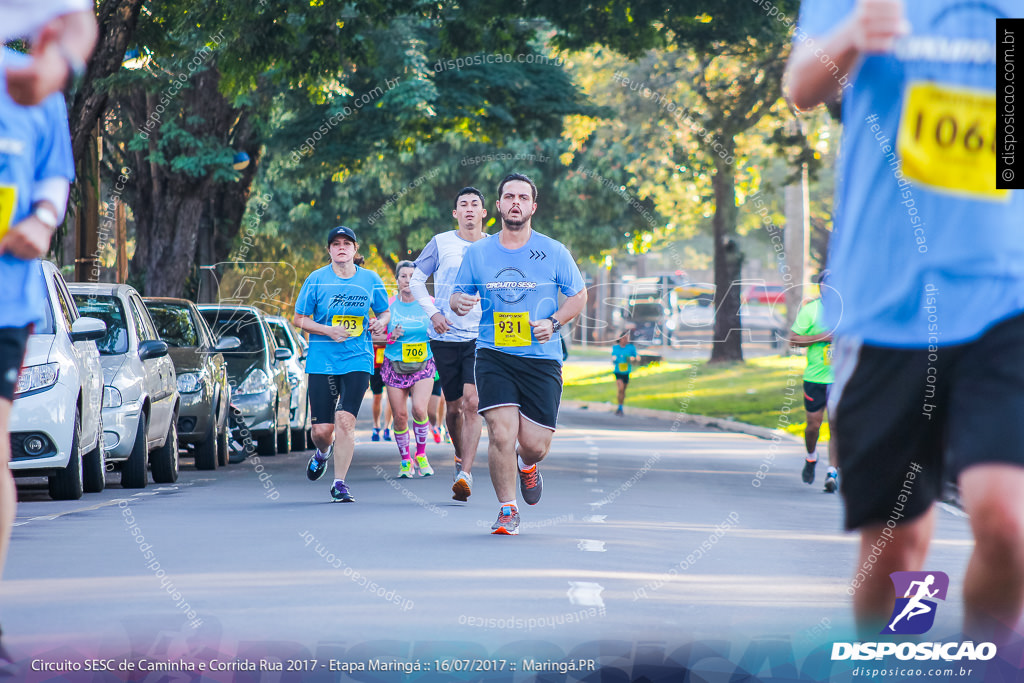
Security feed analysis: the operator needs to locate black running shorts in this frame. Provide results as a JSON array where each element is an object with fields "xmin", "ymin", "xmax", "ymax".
[
  {"xmin": 369, "ymin": 366, "xmax": 384, "ymax": 395},
  {"xmin": 830, "ymin": 311, "xmax": 1024, "ymax": 531},
  {"xmin": 614, "ymin": 372, "xmax": 630, "ymax": 386},
  {"xmin": 431, "ymin": 339, "xmax": 476, "ymax": 401},
  {"xmin": 475, "ymin": 346, "xmax": 562, "ymax": 431},
  {"xmin": 0, "ymin": 326, "xmax": 31, "ymax": 402},
  {"xmin": 803, "ymin": 380, "xmax": 830, "ymax": 413},
  {"xmin": 308, "ymin": 372, "xmax": 370, "ymax": 423}
]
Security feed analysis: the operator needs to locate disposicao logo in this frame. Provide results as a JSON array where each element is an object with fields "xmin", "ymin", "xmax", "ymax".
[
  {"xmin": 882, "ymin": 570, "xmax": 948, "ymax": 635},
  {"xmin": 831, "ymin": 570, "xmax": 997, "ymax": 663}
]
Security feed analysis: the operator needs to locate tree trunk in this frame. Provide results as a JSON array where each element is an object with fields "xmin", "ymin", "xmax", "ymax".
[
  {"xmin": 132, "ymin": 180, "xmax": 206, "ymax": 296},
  {"xmin": 62, "ymin": 0, "xmax": 144, "ymax": 266},
  {"xmin": 710, "ymin": 141, "xmax": 744, "ymax": 364},
  {"xmin": 119, "ymin": 67, "xmax": 260, "ymax": 297}
]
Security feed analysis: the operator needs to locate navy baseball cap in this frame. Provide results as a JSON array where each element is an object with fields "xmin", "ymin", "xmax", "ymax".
[{"xmin": 327, "ymin": 225, "xmax": 358, "ymax": 245}]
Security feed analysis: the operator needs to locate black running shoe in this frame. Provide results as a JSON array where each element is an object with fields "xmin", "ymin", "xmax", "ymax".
[
  {"xmin": 801, "ymin": 459, "xmax": 817, "ymax": 485},
  {"xmin": 306, "ymin": 444, "xmax": 332, "ymax": 481},
  {"xmin": 330, "ymin": 480, "xmax": 355, "ymax": 502}
]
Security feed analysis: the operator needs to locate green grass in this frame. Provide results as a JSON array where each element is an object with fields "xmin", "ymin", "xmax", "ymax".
[{"xmin": 563, "ymin": 355, "xmax": 831, "ymax": 439}]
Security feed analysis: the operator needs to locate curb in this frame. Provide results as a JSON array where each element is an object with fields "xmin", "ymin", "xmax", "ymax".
[{"xmin": 560, "ymin": 400, "xmax": 801, "ymax": 443}]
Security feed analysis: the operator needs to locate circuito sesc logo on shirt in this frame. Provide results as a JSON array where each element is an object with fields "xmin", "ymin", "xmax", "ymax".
[
  {"xmin": 881, "ymin": 571, "xmax": 949, "ymax": 635},
  {"xmin": 485, "ymin": 267, "xmax": 537, "ymax": 305}
]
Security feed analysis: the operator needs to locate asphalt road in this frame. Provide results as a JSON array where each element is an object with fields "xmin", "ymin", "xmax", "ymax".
[{"xmin": 2, "ymin": 402, "xmax": 982, "ymax": 680}]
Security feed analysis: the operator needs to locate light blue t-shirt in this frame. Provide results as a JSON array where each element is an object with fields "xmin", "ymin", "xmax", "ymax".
[
  {"xmin": 452, "ymin": 229, "xmax": 584, "ymax": 362},
  {"xmin": 611, "ymin": 343, "xmax": 638, "ymax": 375},
  {"xmin": 0, "ymin": 49, "xmax": 75, "ymax": 329},
  {"xmin": 800, "ymin": 1, "xmax": 1024, "ymax": 347},
  {"xmin": 385, "ymin": 299, "xmax": 434, "ymax": 363},
  {"xmin": 294, "ymin": 265, "xmax": 389, "ymax": 374}
]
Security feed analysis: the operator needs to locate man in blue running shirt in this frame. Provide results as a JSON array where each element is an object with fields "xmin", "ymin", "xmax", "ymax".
[
  {"xmin": 451, "ymin": 173, "xmax": 586, "ymax": 535},
  {"xmin": 0, "ymin": 48, "xmax": 75, "ymax": 663},
  {"xmin": 788, "ymin": 0, "xmax": 1024, "ymax": 645}
]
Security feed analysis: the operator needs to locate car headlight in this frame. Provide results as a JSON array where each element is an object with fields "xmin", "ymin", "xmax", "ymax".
[
  {"xmin": 177, "ymin": 372, "xmax": 205, "ymax": 394},
  {"xmin": 14, "ymin": 363, "xmax": 59, "ymax": 395},
  {"xmin": 103, "ymin": 386, "xmax": 123, "ymax": 408},
  {"xmin": 237, "ymin": 368, "xmax": 272, "ymax": 396}
]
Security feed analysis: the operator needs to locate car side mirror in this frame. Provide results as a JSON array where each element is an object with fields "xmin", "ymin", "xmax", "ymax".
[
  {"xmin": 139, "ymin": 339, "xmax": 169, "ymax": 361},
  {"xmin": 214, "ymin": 335, "xmax": 242, "ymax": 351},
  {"xmin": 70, "ymin": 317, "xmax": 106, "ymax": 342},
  {"xmin": 274, "ymin": 347, "xmax": 293, "ymax": 361}
]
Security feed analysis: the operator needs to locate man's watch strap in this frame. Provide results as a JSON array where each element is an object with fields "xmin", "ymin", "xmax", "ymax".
[
  {"xmin": 33, "ymin": 205, "xmax": 60, "ymax": 230},
  {"xmin": 547, "ymin": 316, "xmax": 562, "ymax": 333}
]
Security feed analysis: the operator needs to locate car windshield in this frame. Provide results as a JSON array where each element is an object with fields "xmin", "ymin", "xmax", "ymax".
[
  {"xmin": 200, "ymin": 310, "xmax": 263, "ymax": 353},
  {"xmin": 268, "ymin": 322, "xmax": 294, "ymax": 352},
  {"xmin": 630, "ymin": 303, "xmax": 665, "ymax": 320},
  {"xmin": 147, "ymin": 304, "xmax": 198, "ymax": 347},
  {"xmin": 72, "ymin": 294, "xmax": 129, "ymax": 355}
]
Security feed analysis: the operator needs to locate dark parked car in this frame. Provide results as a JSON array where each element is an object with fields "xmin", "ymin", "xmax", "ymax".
[
  {"xmin": 145, "ymin": 297, "xmax": 238, "ymax": 470},
  {"xmin": 197, "ymin": 305, "xmax": 293, "ymax": 456}
]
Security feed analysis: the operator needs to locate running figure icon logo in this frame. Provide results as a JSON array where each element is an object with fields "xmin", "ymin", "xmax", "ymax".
[{"xmin": 881, "ymin": 571, "xmax": 950, "ymax": 635}]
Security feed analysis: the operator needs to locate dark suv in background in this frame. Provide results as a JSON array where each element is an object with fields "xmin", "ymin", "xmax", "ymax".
[
  {"xmin": 145, "ymin": 298, "xmax": 237, "ymax": 470},
  {"xmin": 197, "ymin": 305, "xmax": 293, "ymax": 456}
]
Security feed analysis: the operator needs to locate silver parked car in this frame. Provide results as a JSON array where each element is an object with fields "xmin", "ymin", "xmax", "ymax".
[
  {"xmin": 69, "ymin": 283, "xmax": 180, "ymax": 488},
  {"xmin": 265, "ymin": 315, "xmax": 310, "ymax": 450},
  {"xmin": 9, "ymin": 261, "xmax": 107, "ymax": 500},
  {"xmin": 197, "ymin": 305, "xmax": 293, "ymax": 456}
]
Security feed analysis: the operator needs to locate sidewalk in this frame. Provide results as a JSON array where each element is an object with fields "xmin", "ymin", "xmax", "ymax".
[{"xmin": 560, "ymin": 399, "xmax": 801, "ymax": 443}]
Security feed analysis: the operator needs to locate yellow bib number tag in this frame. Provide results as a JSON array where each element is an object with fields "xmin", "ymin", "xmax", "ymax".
[
  {"xmin": 897, "ymin": 82, "xmax": 1006, "ymax": 201},
  {"xmin": 822, "ymin": 342, "xmax": 832, "ymax": 367},
  {"xmin": 0, "ymin": 185, "xmax": 17, "ymax": 242},
  {"xmin": 494, "ymin": 312, "xmax": 531, "ymax": 347},
  {"xmin": 331, "ymin": 315, "xmax": 363, "ymax": 337},
  {"xmin": 402, "ymin": 342, "xmax": 427, "ymax": 362},
  {"xmin": 617, "ymin": 362, "xmax": 629, "ymax": 373}
]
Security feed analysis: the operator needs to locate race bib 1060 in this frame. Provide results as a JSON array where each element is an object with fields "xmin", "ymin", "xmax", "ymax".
[
  {"xmin": 0, "ymin": 185, "xmax": 17, "ymax": 242},
  {"xmin": 897, "ymin": 82, "xmax": 1006, "ymax": 201}
]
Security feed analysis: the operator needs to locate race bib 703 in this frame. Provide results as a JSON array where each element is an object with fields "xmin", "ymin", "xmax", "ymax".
[{"xmin": 331, "ymin": 315, "xmax": 364, "ymax": 337}]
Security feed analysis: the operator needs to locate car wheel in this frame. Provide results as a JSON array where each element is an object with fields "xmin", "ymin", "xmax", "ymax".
[
  {"xmin": 121, "ymin": 413, "xmax": 148, "ymax": 489},
  {"xmin": 256, "ymin": 411, "xmax": 278, "ymax": 456},
  {"xmin": 151, "ymin": 415, "xmax": 179, "ymax": 484},
  {"xmin": 49, "ymin": 408, "xmax": 84, "ymax": 501},
  {"xmin": 278, "ymin": 410, "xmax": 292, "ymax": 454},
  {"xmin": 291, "ymin": 427, "xmax": 307, "ymax": 451},
  {"xmin": 83, "ymin": 414, "xmax": 106, "ymax": 493},
  {"xmin": 194, "ymin": 412, "xmax": 218, "ymax": 471},
  {"xmin": 227, "ymin": 406, "xmax": 253, "ymax": 464},
  {"xmin": 217, "ymin": 404, "xmax": 230, "ymax": 468}
]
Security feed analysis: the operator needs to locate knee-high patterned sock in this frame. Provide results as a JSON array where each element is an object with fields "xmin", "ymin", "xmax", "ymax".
[
  {"xmin": 412, "ymin": 418, "xmax": 429, "ymax": 456},
  {"xmin": 394, "ymin": 428, "xmax": 411, "ymax": 460}
]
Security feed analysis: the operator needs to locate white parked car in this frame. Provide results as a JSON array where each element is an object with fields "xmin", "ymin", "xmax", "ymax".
[
  {"xmin": 9, "ymin": 261, "xmax": 107, "ymax": 500},
  {"xmin": 69, "ymin": 283, "xmax": 180, "ymax": 488}
]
